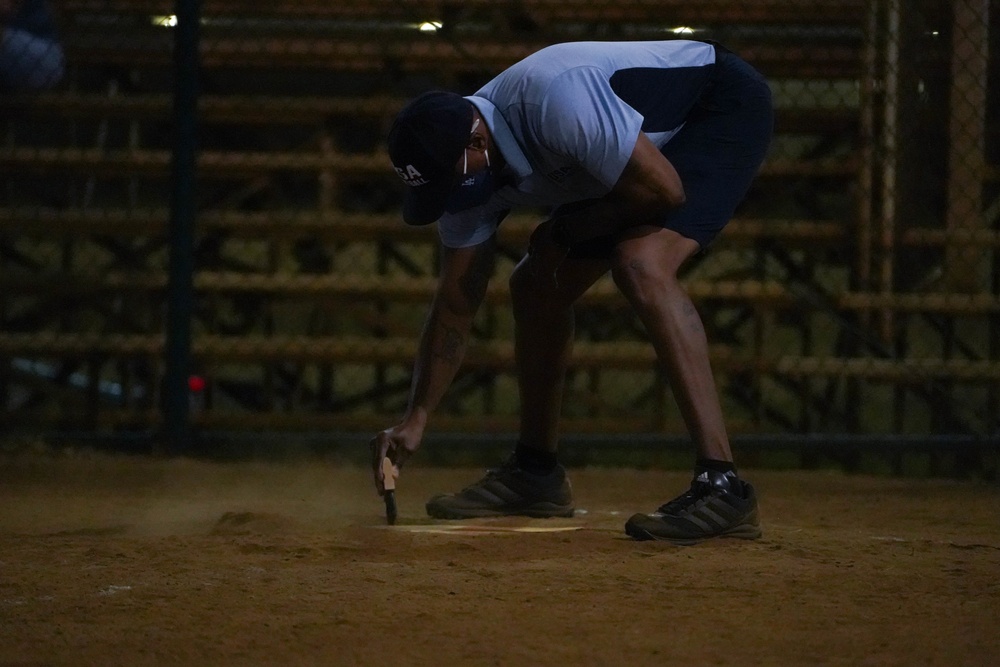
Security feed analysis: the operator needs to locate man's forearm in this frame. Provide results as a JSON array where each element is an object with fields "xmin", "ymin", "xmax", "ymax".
[
  {"xmin": 402, "ymin": 239, "xmax": 495, "ymax": 424},
  {"xmin": 404, "ymin": 296, "xmax": 475, "ymax": 422}
]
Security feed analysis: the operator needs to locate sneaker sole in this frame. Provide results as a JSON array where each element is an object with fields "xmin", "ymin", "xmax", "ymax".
[
  {"xmin": 625, "ymin": 520, "xmax": 762, "ymax": 545},
  {"xmin": 426, "ymin": 503, "xmax": 575, "ymax": 520}
]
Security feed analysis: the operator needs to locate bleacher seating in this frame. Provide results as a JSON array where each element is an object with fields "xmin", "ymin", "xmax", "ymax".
[{"xmin": 1, "ymin": 0, "xmax": 996, "ymax": 437}]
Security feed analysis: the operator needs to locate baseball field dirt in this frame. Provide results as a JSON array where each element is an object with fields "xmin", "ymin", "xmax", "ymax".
[{"xmin": 1, "ymin": 450, "xmax": 998, "ymax": 666}]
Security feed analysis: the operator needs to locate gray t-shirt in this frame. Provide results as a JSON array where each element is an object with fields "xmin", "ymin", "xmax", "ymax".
[{"xmin": 438, "ymin": 40, "xmax": 717, "ymax": 248}]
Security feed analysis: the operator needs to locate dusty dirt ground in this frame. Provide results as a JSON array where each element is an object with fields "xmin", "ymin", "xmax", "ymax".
[{"xmin": 0, "ymin": 450, "xmax": 998, "ymax": 666}]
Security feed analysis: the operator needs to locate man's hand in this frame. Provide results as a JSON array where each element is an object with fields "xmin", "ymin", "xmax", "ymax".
[
  {"xmin": 527, "ymin": 219, "xmax": 571, "ymax": 284},
  {"xmin": 528, "ymin": 218, "xmax": 560, "ymax": 249},
  {"xmin": 369, "ymin": 419, "xmax": 424, "ymax": 495}
]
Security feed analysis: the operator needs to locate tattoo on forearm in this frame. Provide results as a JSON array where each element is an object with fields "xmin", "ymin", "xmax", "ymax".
[
  {"xmin": 458, "ymin": 242, "xmax": 495, "ymax": 305},
  {"xmin": 435, "ymin": 325, "xmax": 464, "ymax": 365},
  {"xmin": 682, "ymin": 299, "xmax": 704, "ymax": 334}
]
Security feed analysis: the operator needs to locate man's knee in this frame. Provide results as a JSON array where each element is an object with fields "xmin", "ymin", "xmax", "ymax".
[
  {"xmin": 612, "ymin": 253, "xmax": 670, "ymax": 309},
  {"xmin": 610, "ymin": 229, "xmax": 697, "ymax": 305},
  {"xmin": 509, "ymin": 257, "xmax": 576, "ymax": 321},
  {"xmin": 509, "ymin": 260, "xmax": 543, "ymax": 317}
]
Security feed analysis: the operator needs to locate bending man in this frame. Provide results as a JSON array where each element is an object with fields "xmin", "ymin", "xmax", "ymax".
[{"xmin": 372, "ymin": 40, "xmax": 772, "ymax": 544}]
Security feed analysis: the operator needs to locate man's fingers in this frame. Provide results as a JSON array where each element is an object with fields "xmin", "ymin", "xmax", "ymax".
[
  {"xmin": 370, "ymin": 428, "xmax": 417, "ymax": 497},
  {"xmin": 391, "ymin": 445, "xmax": 412, "ymax": 471},
  {"xmin": 369, "ymin": 434, "xmax": 390, "ymax": 495}
]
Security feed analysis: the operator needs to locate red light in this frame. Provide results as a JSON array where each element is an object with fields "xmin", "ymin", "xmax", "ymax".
[{"xmin": 188, "ymin": 375, "xmax": 206, "ymax": 393}]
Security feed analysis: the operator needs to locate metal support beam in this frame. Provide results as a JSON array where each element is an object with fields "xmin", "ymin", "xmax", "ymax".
[{"xmin": 163, "ymin": 0, "xmax": 201, "ymax": 453}]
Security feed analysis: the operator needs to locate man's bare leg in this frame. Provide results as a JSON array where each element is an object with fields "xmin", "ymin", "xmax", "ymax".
[
  {"xmin": 509, "ymin": 251, "xmax": 609, "ymax": 455},
  {"xmin": 612, "ymin": 226, "xmax": 762, "ymax": 542},
  {"xmin": 611, "ymin": 226, "xmax": 733, "ymax": 462},
  {"xmin": 424, "ymin": 248, "xmax": 608, "ymax": 519}
]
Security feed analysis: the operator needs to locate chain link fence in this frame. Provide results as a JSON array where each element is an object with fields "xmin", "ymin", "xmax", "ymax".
[{"xmin": 0, "ymin": 1, "xmax": 997, "ymax": 462}]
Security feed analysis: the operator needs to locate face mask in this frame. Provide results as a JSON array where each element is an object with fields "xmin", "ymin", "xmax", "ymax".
[{"xmin": 444, "ymin": 147, "xmax": 493, "ymax": 214}]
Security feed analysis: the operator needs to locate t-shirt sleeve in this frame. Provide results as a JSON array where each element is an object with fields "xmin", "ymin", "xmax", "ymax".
[{"xmin": 537, "ymin": 67, "xmax": 644, "ymax": 189}]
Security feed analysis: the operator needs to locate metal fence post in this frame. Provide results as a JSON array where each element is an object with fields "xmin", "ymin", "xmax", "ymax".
[{"xmin": 163, "ymin": 0, "xmax": 202, "ymax": 453}]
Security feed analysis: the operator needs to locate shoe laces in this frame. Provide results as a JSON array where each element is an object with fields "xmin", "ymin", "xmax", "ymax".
[
  {"xmin": 460, "ymin": 455, "xmax": 519, "ymax": 492},
  {"xmin": 486, "ymin": 454, "xmax": 520, "ymax": 477},
  {"xmin": 657, "ymin": 478, "xmax": 713, "ymax": 515},
  {"xmin": 658, "ymin": 469, "xmax": 740, "ymax": 514}
]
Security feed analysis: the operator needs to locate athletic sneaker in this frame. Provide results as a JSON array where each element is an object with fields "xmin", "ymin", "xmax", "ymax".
[
  {"xmin": 426, "ymin": 456, "xmax": 575, "ymax": 519},
  {"xmin": 624, "ymin": 468, "xmax": 761, "ymax": 545}
]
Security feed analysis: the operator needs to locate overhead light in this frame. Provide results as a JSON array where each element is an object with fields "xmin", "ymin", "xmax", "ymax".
[
  {"xmin": 151, "ymin": 15, "xmax": 178, "ymax": 27},
  {"xmin": 671, "ymin": 26, "xmax": 696, "ymax": 34},
  {"xmin": 418, "ymin": 21, "xmax": 443, "ymax": 33}
]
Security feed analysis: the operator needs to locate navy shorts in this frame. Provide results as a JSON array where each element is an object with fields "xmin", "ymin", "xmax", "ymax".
[{"xmin": 561, "ymin": 48, "xmax": 773, "ymax": 258}]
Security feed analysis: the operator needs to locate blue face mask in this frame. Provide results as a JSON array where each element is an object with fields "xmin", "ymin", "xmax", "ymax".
[{"xmin": 444, "ymin": 148, "xmax": 493, "ymax": 214}]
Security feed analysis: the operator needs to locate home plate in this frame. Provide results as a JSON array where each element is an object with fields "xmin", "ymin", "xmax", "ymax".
[{"xmin": 383, "ymin": 524, "xmax": 584, "ymax": 535}]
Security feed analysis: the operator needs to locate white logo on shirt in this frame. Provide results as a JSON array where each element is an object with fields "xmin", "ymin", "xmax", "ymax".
[{"xmin": 395, "ymin": 164, "xmax": 429, "ymax": 186}]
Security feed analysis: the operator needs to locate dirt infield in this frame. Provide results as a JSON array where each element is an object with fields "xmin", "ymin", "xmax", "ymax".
[{"xmin": 1, "ymin": 451, "xmax": 998, "ymax": 666}]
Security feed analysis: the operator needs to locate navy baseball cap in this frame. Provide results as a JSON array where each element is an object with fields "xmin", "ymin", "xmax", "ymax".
[{"xmin": 388, "ymin": 91, "xmax": 474, "ymax": 225}]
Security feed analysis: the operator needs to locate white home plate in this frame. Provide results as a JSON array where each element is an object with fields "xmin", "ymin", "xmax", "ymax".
[{"xmin": 384, "ymin": 524, "xmax": 584, "ymax": 535}]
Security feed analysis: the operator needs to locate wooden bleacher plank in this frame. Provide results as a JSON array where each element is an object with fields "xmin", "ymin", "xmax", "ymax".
[
  {"xmin": 773, "ymin": 357, "xmax": 1000, "ymax": 382},
  {"xmin": 2, "ymin": 333, "xmax": 996, "ymax": 381},
  {"xmin": 0, "ymin": 94, "xmax": 404, "ymax": 124},
  {"xmin": 901, "ymin": 227, "xmax": 1000, "ymax": 248},
  {"xmin": 57, "ymin": 0, "xmax": 867, "ymax": 25},
  {"xmin": 190, "ymin": 413, "xmax": 668, "ymax": 436},
  {"xmin": 21, "ymin": 273, "xmax": 1000, "ymax": 316},
  {"xmin": 0, "ymin": 272, "xmax": 795, "ymax": 307},
  {"xmin": 1, "ymin": 408, "xmax": 752, "ymax": 437},
  {"xmin": 719, "ymin": 218, "xmax": 846, "ymax": 242},
  {"xmin": 0, "ymin": 147, "xmax": 857, "ymax": 179},
  {"xmin": 0, "ymin": 333, "xmax": 662, "ymax": 369},
  {"xmin": 61, "ymin": 36, "xmax": 863, "ymax": 79},
  {"xmin": 0, "ymin": 147, "xmax": 387, "ymax": 177},
  {"xmin": 0, "ymin": 93, "xmax": 855, "ymax": 135},
  {"xmin": 837, "ymin": 292, "xmax": 1000, "ymax": 315},
  {"xmin": 0, "ymin": 208, "xmax": 847, "ymax": 246}
]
